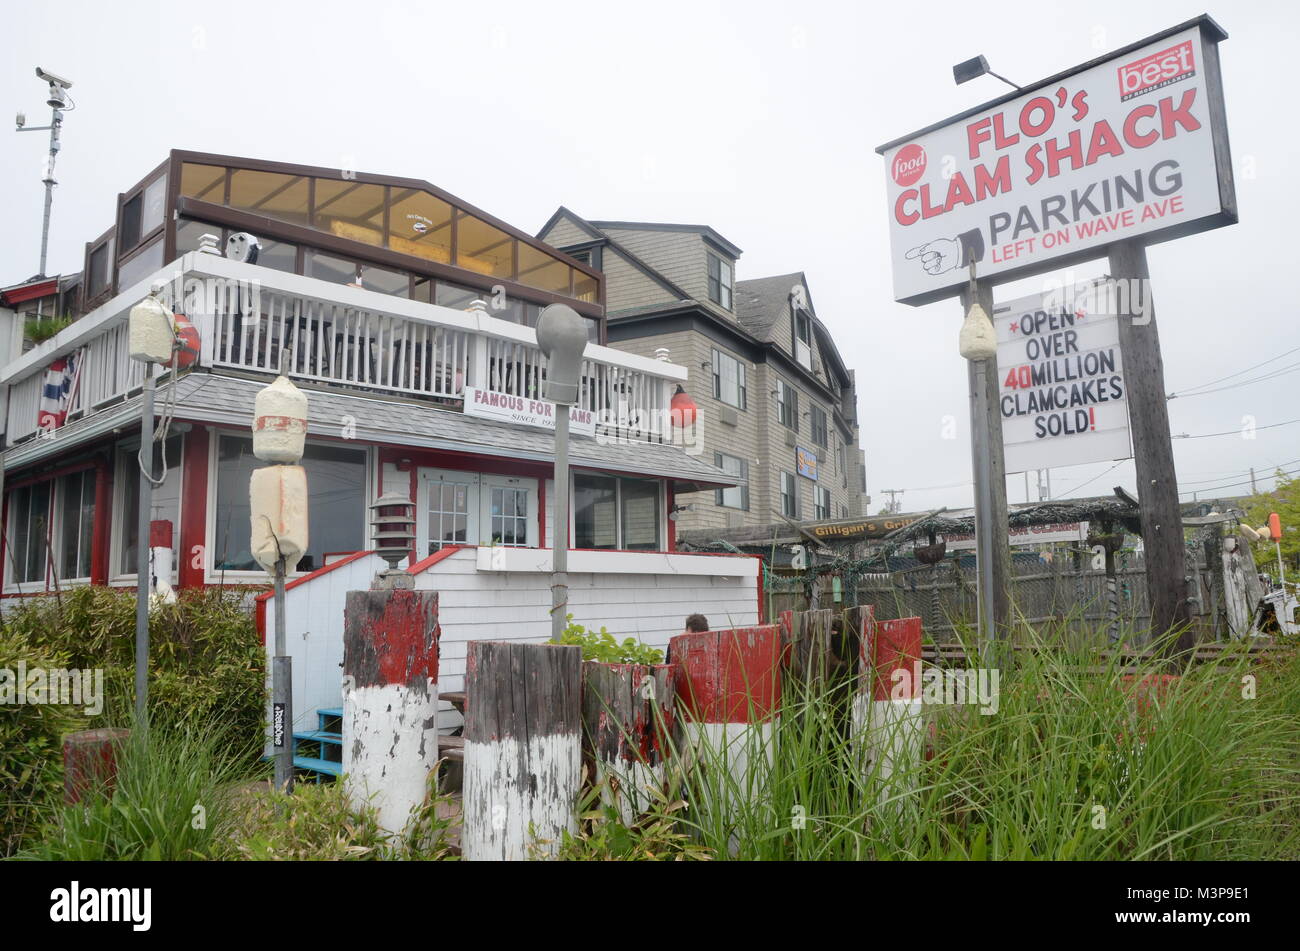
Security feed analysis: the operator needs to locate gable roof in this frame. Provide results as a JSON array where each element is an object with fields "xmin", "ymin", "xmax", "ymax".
[
  {"xmin": 735, "ymin": 271, "xmax": 853, "ymax": 389},
  {"xmin": 537, "ymin": 207, "xmax": 694, "ymax": 306},
  {"xmin": 587, "ymin": 220, "xmax": 743, "ymax": 259}
]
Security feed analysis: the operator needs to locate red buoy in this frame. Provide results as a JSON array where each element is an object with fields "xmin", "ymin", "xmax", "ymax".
[
  {"xmin": 169, "ymin": 314, "xmax": 201, "ymax": 369},
  {"xmin": 670, "ymin": 384, "xmax": 697, "ymax": 428}
]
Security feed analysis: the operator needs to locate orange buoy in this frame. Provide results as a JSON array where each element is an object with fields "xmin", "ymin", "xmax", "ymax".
[
  {"xmin": 670, "ymin": 384, "xmax": 697, "ymax": 428},
  {"xmin": 169, "ymin": 314, "xmax": 201, "ymax": 370}
]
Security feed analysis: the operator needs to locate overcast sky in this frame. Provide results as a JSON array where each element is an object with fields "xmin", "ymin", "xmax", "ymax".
[{"xmin": 3, "ymin": 0, "xmax": 1295, "ymax": 513}]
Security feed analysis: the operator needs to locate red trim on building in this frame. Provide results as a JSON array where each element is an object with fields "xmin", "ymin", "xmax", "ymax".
[
  {"xmin": 406, "ymin": 544, "xmax": 469, "ymax": 575},
  {"xmin": 252, "ymin": 549, "xmax": 375, "ymax": 643},
  {"xmin": 178, "ymin": 427, "xmax": 209, "ymax": 590},
  {"xmin": 90, "ymin": 456, "xmax": 110, "ymax": 585},
  {"xmin": 0, "ymin": 279, "xmax": 58, "ymax": 306}
]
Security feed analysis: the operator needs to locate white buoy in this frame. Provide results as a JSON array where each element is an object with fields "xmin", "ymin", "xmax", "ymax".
[
  {"xmin": 249, "ymin": 465, "xmax": 309, "ymax": 573},
  {"xmin": 253, "ymin": 374, "xmax": 308, "ymax": 464}
]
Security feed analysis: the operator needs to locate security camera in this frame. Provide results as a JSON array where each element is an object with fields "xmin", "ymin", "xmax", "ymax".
[{"xmin": 35, "ymin": 67, "xmax": 72, "ymax": 89}]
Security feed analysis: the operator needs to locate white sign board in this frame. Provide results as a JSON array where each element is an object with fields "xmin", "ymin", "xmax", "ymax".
[
  {"xmin": 463, "ymin": 386, "xmax": 597, "ymax": 437},
  {"xmin": 878, "ymin": 18, "xmax": 1233, "ymax": 304},
  {"xmin": 940, "ymin": 521, "xmax": 1090, "ymax": 551},
  {"xmin": 996, "ymin": 284, "xmax": 1131, "ymax": 474}
]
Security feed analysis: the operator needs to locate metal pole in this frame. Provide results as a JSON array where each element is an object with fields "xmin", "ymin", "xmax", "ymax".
[
  {"xmin": 134, "ymin": 372, "xmax": 155, "ymax": 722},
  {"xmin": 971, "ymin": 358, "xmax": 997, "ymax": 667},
  {"xmin": 551, "ymin": 405, "xmax": 570, "ymax": 643},
  {"xmin": 38, "ymin": 110, "xmax": 61, "ymax": 277},
  {"xmin": 272, "ymin": 558, "xmax": 293, "ymax": 794}
]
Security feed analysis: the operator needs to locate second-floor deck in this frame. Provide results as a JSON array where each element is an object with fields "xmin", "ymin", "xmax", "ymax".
[{"xmin": 2, "ymin": 252, "xmax": 688, "ymax": 449}]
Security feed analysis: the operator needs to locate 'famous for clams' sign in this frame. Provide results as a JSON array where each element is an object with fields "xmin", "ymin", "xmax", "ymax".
[{"xmin": 876, "ymin": 16, "xmax": 1234, "ymax": 305}]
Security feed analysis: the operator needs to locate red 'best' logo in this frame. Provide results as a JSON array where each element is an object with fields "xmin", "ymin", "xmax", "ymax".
[
  {"xmin": 1117, "ymin": 40, "xmax": 1196, "ymax": 101},
  {"xmin": 891, "ymin": 144, "xmax": 926, "ymax": 186}
]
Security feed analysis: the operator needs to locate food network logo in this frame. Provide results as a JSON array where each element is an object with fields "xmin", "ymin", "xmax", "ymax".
[
  {"xmin": 891, "ymin": 144, "xmax": 927, "ymax": 186},
  {"xmin": 1118, "ymin": 40, "xmax": 1196, "ymax": 102}
]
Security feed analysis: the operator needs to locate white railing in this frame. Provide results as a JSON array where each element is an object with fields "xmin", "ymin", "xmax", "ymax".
[{"xmin": 2, "ymin": 253, "xmax": 687, "ymax": 445}]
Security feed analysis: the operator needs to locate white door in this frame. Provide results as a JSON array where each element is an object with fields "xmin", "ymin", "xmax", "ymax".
[{"xmin": 419, "ymin": 468, "xmax": 479, "ymax": 556}]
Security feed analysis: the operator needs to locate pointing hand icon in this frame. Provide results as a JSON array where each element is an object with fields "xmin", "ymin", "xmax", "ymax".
[{"xmin": 905, "ymin": 237, "xmax": 962, "ymax": 276}]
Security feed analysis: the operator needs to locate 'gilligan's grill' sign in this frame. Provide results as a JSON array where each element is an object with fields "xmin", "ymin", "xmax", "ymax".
[{"xmin": 463, "ymin": 386, "xmax": 597, "ymax": 436}]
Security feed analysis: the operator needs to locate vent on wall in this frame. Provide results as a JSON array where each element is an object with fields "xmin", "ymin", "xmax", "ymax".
[
  {"xmin": 719, "ymin": 406, "xmax": 738, "ymax": 427},
  {"xmin": 727, "ymin": 512, "xmax": 744, "ymax": 528},
  {"xmin": 784, "ymin": 430, "xmax": 796, "ymax": 448}
]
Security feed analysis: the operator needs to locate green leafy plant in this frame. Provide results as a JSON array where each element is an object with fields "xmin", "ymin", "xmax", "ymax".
[
  {"xmin": 25, "ymin": 314, "xmax": 74, "ymax": 344},
  {"xmin": 559, "ymin": 615, "xmax": 663, "ymax": 665}
]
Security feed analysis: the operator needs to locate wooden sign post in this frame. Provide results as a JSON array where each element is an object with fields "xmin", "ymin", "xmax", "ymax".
[{"xmin": 1108, "ymin": 240, "xmax": 1193, "ymax": 653}]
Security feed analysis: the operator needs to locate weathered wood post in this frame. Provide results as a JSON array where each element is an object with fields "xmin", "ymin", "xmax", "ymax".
[
  {"xmin": 463, "ymin": 640, "xmax": 583, "ymax": 861},
  {"xmin": 581, "ymin": 662, "xmax": 676, "ymax": 824},
  {"xmin": 852, "ymin": 614, "xmax": 924, "ymax": 803},
  {"xmin": 671, "ymin": 625, "xmax": 782, "ymax": 838},
  {"xmin": 342, "ymin": 581, "xmax": 440, "ymax": 836},
  {"xmin": 63, "ymin": 728, "xmax": 130, "ymax": 804}
]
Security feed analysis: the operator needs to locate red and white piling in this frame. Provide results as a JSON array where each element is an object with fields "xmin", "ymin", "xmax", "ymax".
[
  {"xmin": 147, "ymin": 519, "xmax": 177, "ymax": 606},
  {"xmin": 342, "ymin": 584, "xmax": 440, "ymax": 836},
  {"xmin": 852, "ymin": 614, "xmax": 924, "ymax": 799},
  {"xmin": 462, "ymin": 640, "xmax": 583, "ymax": 861},
  {"xmin": 581, "ymin": 661, "xmax": 676, "ymax": 824},
  {"xmin": 671, "ymin": 625, "xmax": 782, "ymax": 831}
]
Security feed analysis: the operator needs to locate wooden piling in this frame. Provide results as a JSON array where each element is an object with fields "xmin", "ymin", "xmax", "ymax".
[
  {"xmin": 63, "ymin": 728, "xmax": 130, "ymax": 804},
  {"xmin": 581, "ymin": 661, "xmax": 676, "ymax": 823},
  {"xmin": 462, "ymin": 640, "xmax": 583, "ymax": 861}
]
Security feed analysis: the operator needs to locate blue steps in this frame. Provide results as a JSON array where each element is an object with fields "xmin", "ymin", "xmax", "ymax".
[{"xmin": 292, "ymin": 708, "xmax": 344, "ymax": 782}]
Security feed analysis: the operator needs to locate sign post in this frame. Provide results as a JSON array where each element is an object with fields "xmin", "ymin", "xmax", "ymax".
[{"xmin": 877, "ymin": 16, "xmax": 1234, "ymax": 653}]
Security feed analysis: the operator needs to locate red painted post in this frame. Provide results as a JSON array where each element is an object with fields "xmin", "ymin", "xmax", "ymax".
[
  {"xmin": 670, "ymin": 625, "xmax": 782, "ymax": 841},
  {"xmin": 581, "ymin": 661, "xmax": 676, "ymax": 823},
  {"xmin": 852, "ymin": 614, "xmax": 925, "ymax": 800},
  {"xmin": 342, "ymin": 585, "xmax": 440, "ymax": 835},
  {"xmin": 63, "ymin": 728, "xmax": 130, "ymax": 804}
]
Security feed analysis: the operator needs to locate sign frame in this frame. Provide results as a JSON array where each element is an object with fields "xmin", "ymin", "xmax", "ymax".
[{"xmin": 875, "ymin": 15, "xmax": 1234, "ymax": 306}]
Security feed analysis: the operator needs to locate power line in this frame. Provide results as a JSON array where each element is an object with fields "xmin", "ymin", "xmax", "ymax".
[
  {"xmin": 1179, "ymin": 466, "xmax": 1299, "ymax": 497},
  {"xmin": 1046, "ymin": 460, "xmax": 1124, "ymax": 501},
  {"xmin": 1168, "ymin": 346, "xmax": 1300, "ymax": 398},
  {"xmin": 1172, "ymin": 418, "xmax": 1300, "ymax": 439},
  {"xmin": 1179, "ymin": 458, "xmax": 1300, "ymax": 487},
  {"xmin": 1167, "ymin": 361, "xmax": 1300, "ymax": 400}
]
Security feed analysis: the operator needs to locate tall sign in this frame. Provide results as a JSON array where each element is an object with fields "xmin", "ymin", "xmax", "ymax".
[
  {"xmin": 996, "ymin": 283, "xmax": 1131, "ymax": 473},
  {"xmin": 877, "ymin": 17, "xmax": 1234, "ymax": 306}
]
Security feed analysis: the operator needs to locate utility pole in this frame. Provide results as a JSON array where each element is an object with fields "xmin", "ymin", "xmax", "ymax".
[
  {"xmin": 15, "ymin": 69, "xmax": 73, "ymax": 277},
  {"xmin": 959, "ymin": 266, "xmax": 1011, "ymax": 665},
  {"xmin": 1108, "ymin": 240, "xmax": 1192, "ymax": 654},
  {"xmin": 1250, "ymin": 468, "xmax": 1257, "ymax": 494},
  {"xmin": 880, "ymin": 489, "xmax": 905, "ymax": 514}
]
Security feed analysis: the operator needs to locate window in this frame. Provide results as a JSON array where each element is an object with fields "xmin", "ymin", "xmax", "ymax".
[
  {"xmin": 776, "ymin": 379, "xmax": 798, "ymax": 431},
  {"xmin": 838, "ymin": 445, "xmax": 848, "ymax": 489},
  {"xmin": 810, "ymin": 405, "xmax": 828, "ymax": 449},
  {"xmin": 456, "ymin": 212, "xmax": 515, "ymax": 279},
  {"xmin": 712, "ymin": 349, "xmax": 747, "ymax": 410},
  {"xmin": 780, "ymin": 471, "xmax": 799, "ymax": 518},
  {"xmin": 8, "ymin": 482, "xmax": 51, "ymax": 586},
  {"xmin": 815, "ymin": 486, "xmax": 831, "ymax": 521},
  {"xmin": 313, "ymin": 180, "xmax": 386, "ymax": 246},
  {"xmin": 87, "ymin": 238, "xmax": 114, "ymax": 298},
  {"xmin": 58, "ymin": 469, "xmax": 96, "ymax": 580},
  {"xmin": 116, "ymin": 436, "xmax": 183, "ymax": 577},
  {"xmin": 714, "ymin": 453, "xmax": 749, "ymax": 510},
  {"xmin": 229, "ymin": 169, "xmax": 309, "ymax": 226},
  {"xmin": 427, "ymin": 476, "xmax": 474, "ymax": 553},
  {"xmin": 839, "ymin": 503, "xmax": 849, "ymax": 519},
  {"xmin": 120, "ymin": 195, "xmax": 143, "ymax": 250},
  {"xmin": 707, "ymin": 253, "xmax": 733, "ymax": 309},
  {"xmin": 573, "ymin": 474, "xmax": 661, "ymax": 550},
  {"xmin": 388, "ymin": 188, "xmax": 453, "ymax": 263},
  {"xmin": 212, "ymin": 435, "xmax": 367, "ymax": 572},
  {"xmin": 118, "ymin": 240, "xmax": 164, "ymax": 291},
  {"xmin": 794, "ymin": 309, "xmax": 813, "ymax": 369},
  {"xmin": 488, "ymin": 485, "xmax": 528, "ymax": 546}
]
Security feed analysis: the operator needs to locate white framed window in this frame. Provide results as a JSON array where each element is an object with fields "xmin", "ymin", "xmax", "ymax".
[
  {"xmin": 57, "ymin": 468, "xmax": 97, "ymax": 582},
  {"xmin": 420, "ymin": 468, "xmax": 479, "ymax": 555},
  {"xmin": 714, "ymin": 453, "xmax": 749, "ymax": 510},
  {"xmin": 712, "ymin": 348, "xmax": 747, "ymax": 410},
  {"xmin": 810, "ymin": 405, "xmax": 828, "ymax": 449},
  {"xmin": 113, "ymin": 435, "xmax": 184, "ymax": 580},
  {"xmin": 707, "ymin": 253, "xmax": 733, "ymax": 310},
  {"xmin": 776, "ymin": 379, "xmax": 798, "ymax": 431},
  {"xmin": 209, "ymin": 431, "xmax": 369, "ymax": 576},
  {"xmin": 794, "ymin": 309, "xmax": 813, "ymax": 369},
  {"xmin": 780, "ymin": 471, "xmax": 799, "ymax": 518},
  {"xmin": 6, "ymin": 482, "xmax": 52, "ymax": 588},
  {"xmin": 814, "ymin": 486, "xmax": 831, "ymax": 521},
  {"xmin": 572, "ymin": 472, "xmax": 662, "ymax": 551},
  {"xmin": 483, "ymin": 474, "xmax": 538, "ymax": 548}
]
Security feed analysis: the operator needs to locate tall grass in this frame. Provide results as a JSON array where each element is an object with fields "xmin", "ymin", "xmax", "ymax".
[
  {"xmin": 565, "ymin": 631, "xmax": 1300, "ymax": 860},
  {"xmin": 17, "ymin": 713, "xmax": 264, "ymax": 861}
]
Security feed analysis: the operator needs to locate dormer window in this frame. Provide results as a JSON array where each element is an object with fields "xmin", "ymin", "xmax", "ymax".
[
  {"xmin": 794, "ymin": 308, "xmax": 813, "ymax": 370},
  {"xmin": 707, "ymin": 252, "xmax": 732, "ymax": 310}
]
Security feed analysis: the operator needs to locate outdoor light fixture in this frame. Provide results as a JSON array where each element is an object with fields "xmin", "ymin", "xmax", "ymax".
[
  {"xmin": 536, "ymin": 304, "xmax": 589, "ymax": 643},
  {"xmin": 953, "ymin": 54, "xmax": 1021, "ymax": 91},
  {"xmin": 369, "ymin": 491, "xmax": 417, "ymax": 572}
]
